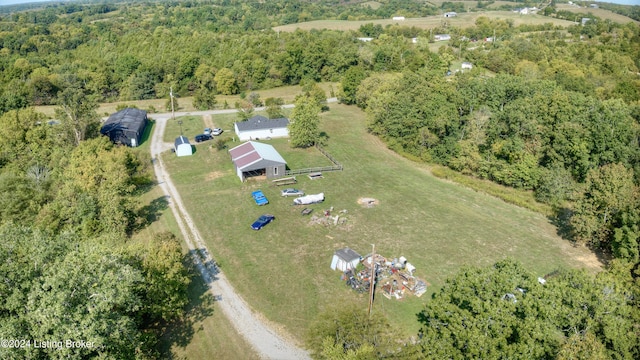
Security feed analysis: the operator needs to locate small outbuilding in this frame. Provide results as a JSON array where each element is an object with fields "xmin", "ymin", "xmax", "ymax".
[
  {"xmin": 462, "ymin": 62, "xmax": 473, "ymax": 70},
  {"xmin": 331, "ymin": 248, "xmax": 362, "ymax": 272},
  {"xmin": 229, "ymin": 141, "xmax": 286, "ymax": 181},
  {"xmin": 174, "ymin": 135, "xmax": 193, "ymax": 157},
  {"xmin": 100, "ymin": 108, "xmax": 148, "ymax": 147},
  {"xmin": 234, "ymin": 115, "xmax": 289, "ymax": 141}
]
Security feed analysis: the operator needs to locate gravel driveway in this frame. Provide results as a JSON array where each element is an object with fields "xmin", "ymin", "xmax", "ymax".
[{"xmin": 150, "ymin": 112, "xmax": 311, "ymax": 360}]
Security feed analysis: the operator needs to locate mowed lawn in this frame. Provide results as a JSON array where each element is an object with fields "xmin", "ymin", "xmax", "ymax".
[{"xmin": 160, "ymin": 104, "xmax": 600, "ymax": 341}]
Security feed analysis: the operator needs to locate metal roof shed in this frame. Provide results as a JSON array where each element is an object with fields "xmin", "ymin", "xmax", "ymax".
[
  {"xmin": 174, "ymin": 135, "xmax": 193, "ymax": 157},
  {"xmin": 100, "ymin": 108, "xmax": 148, "ymax": 147},
  {"xmin": 229, "ymin": 141, "xmax": 286, "ymax": 181},
  {"xmin": 331, "ymin": 248, "xmax": 362, "ymax": 272}
]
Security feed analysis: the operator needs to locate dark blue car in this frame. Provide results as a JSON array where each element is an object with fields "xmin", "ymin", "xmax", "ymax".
[{"xmin": 251, "ymin": 214, "xmax": 275, "ymax": 230}]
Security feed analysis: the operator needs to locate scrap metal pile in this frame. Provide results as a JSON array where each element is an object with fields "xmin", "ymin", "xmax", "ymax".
[{"xmin": 343, "ymin": 254, "xmax": 427, "ymax": 299}]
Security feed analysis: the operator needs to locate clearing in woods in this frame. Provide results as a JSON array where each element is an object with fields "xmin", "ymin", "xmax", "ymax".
[{"xmin": 160, "ymin": 104, "xmax": 602, "ymax": 341}]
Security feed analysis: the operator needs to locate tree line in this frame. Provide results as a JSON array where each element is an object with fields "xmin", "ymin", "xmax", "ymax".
[{"xmin": 0, "ymin": 81, "xmax": 191, "ymax": 358}]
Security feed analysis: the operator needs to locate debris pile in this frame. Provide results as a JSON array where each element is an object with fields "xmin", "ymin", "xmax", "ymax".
[
  {"xmin": 342, "ymin": 253, "xmax": 428, "ymax": 299},
  {"xmin": 308, "ymin": 206, "xmax": 349, "ymax": 227}
]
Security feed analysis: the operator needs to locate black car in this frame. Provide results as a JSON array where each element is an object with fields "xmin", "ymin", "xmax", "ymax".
[{"xmin": 195, "ymin": 134, "xmax": 212, "ymax": 142}]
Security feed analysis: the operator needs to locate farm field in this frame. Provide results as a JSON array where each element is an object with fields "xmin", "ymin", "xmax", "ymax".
[
  {"xmin": 159, "ymin": 103, "xmax": 601, "ymax": 341},
  {"xmin": 555, "ymin": 3, "xmax": 640, "ymax": 24},
  {"xmin": 273, "ymin": 11, "xmax": 577, "ymax": 32},
  {"xmin": 33, "ymin": 83, "xmax": 338, "ymax": 119}
]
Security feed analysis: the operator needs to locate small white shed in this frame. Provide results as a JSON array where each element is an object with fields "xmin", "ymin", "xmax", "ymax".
[
  {"xmin": 331, "ymin": 248, "xmax": 361, "ymax": 272},
  {"xmin": 174, "ymin": 135, "xmax": 193, "ymax": 157}
]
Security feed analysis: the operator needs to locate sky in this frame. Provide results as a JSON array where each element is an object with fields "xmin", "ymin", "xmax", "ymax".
[{"xmin": 0, "ymin": 0, "xmax": 55, "ymax": 5}]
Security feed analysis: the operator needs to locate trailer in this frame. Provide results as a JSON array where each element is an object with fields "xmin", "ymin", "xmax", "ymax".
[{"xmin": 293, "ymin": 192, "xmax": 324, "ymax": 205}]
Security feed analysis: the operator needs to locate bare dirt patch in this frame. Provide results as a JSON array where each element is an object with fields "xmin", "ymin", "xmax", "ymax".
[
  {"xmin": 205, "ymin": 170, "xmax": 225, "ymax": 181},
  {"xmin": 203, "ymin": 114, "xmax": 214, "ymax": 128},
  {"xmin": 358, "ymin": 197, "xmax": 379, "ymax": 207}
]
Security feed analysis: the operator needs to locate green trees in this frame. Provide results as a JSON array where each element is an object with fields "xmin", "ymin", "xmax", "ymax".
[
  {"xmin": 53, "ymin": 77, "xmax": 100, "ymax": 146},
  {"xmin": 0, "ymin": 224, "xmax": 191, "ymax": 360},
  {"xmin": 416, "ymin": 259, "xmax": 640, "ymax": 359},
  {"xmin": 265, "ymin": 97, "xmax": 285, "ymax": 119},
  {"xmin": 307, "ymin": 304, "xmax": 396, "ymax": 359},
  {"xmin": 338, "ymin": 66, "xmax": 367, "ymax": 105},
  {"xmin": 215, "ymin": 68, "xmax": 238, "ymax": 95},
  {"xmin": 571, "ymin": 164, "xmax": 637, "ymax": 248},
  {"xmin": 289, "ymin": 94, "xmax": 321, "ymax": 148}
]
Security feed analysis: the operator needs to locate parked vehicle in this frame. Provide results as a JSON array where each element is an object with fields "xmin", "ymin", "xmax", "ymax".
[
  {"xmin": 251, "ymin": 214, "xmax": 275, "ymax": 230},
  {"xmin": 252, "ymin": 190, "xmax": 269, "ymax": 205},
  {"xmin": 195, "ymin": 134, "xmax": 212, "ymax": 142},
  {"xmin": 212, "ymin": 128, "xmax": 223, "ymax": 136},
  {"xmin": 204, "ymin": 128, "xmax": 213, "ymax": 136},
  {"xmin": 293, "ymin": 193, "xmax": 324, "ymax": 205},
  {"xmin": 281, "ymin": 188, "xmax": 304, "ymax": 197}
]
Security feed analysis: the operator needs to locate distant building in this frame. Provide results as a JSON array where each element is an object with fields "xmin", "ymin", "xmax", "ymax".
[
  {"xmin": 234, "ymin": 115, "xmax": 290, "ymax": 141},
  {"xmin": 357, "ymin": 37, "xmax": 374, "ymax": 42},
  {"xmin": 434, "ymin": 34, "xmax": 451, "ymax": 41},
  {"xmin": 581, "ymin": 18, "xmax": 593, "ymax": 26},
  {"xmin": 100, "ymin": 108, "xmax": 148, "ymax": 147},
  {"xmin": 392, "ymin": 16, "xmax": 405, "ymax": 21},
  {"xmin": 590, "ymin": 4, "xmax": 598, "ymax": 8},
  {"xmin": 444, "ymin": 12, "xmax": 457, "ymax": 18},
  {"xmin": 461, "ymin": 62, "xmax": 473, "ymax": 70}
]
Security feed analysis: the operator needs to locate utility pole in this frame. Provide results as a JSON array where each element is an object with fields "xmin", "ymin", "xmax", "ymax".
[
  {"xmin": 171, "ymin": 86, "xmax": 182, "ymax": 135},
  {"xmin": 170, "ymin": 86, "xmax": 175, "ymax": 120},
  {"xmin": 367, "ymin": 244, "xmax": 376, "ymax": 318}
]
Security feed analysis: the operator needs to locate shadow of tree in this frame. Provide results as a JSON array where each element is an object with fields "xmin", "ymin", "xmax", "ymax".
[
  {"xmin": 549, "ymin": 207, "xmax": 612, "ymax": 266},
  {"xmin": 133, "ymin": 196, "xmax": 169, "ymax": 232},
  {"xmin": 318, "ymin": 131, "xmax": 330, "ymax": 146},
  {"xmin": 157, "ymin": 254, "xmax": 218, "ymax": 358},
  {"xmin": 549, "ymin": 206, "xmax": 573, "ymax": 241}
]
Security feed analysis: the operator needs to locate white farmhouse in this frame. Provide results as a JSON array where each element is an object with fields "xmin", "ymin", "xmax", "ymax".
[{"xmin": 234, "ymin": 115, "xmax": 289, "ymax": 141}]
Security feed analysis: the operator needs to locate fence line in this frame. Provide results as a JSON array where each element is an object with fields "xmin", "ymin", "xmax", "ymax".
[{"xmin": 281, "ymin": 145, "xmax": 343, "ymax": 177}]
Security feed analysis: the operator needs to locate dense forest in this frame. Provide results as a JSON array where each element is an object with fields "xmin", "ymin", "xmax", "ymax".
[{"xmin": 1, "ymin": 0, "xmax": 640, "ymax": 359}]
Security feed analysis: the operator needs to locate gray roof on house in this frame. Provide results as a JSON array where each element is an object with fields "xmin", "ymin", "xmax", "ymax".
[
  {"xmin": 334, "ymin": 248, "xmax": 361, "ymax": 262},
  {"xmin": 235, "ymin": 115, "xmax": 289, "ymax": 132}
]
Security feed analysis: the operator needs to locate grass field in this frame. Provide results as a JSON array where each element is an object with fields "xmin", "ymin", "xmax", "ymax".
[
  {"xmin": 273, "ymin": 11, "xmax": 578, "ymax": 32},
  {"xmin": 555, "ymin": 3, "xmax": 639, "ymax": 24},
  {"xmin": 33, "ymin": 83, "xmax": 338, "ymax": 119},
  {"xmin": 159, "ymin": 103, "xmax": 601, "ymax": 342}
]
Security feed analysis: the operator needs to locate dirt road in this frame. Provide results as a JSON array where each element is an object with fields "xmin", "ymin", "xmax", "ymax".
[{"xmin": 150, "ymin": 112, "xmax": 311, "ymax": 360}]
